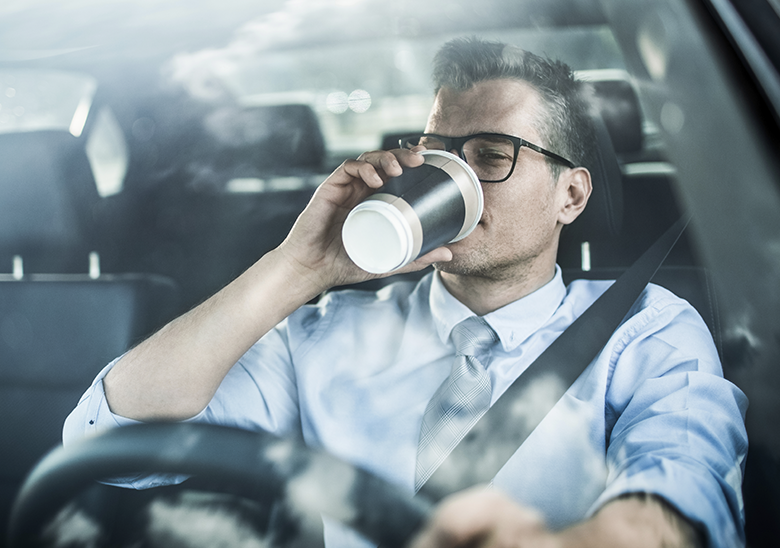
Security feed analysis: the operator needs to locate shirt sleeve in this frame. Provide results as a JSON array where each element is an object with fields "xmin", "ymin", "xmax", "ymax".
[
  {"xmin": 593, "ymin": 287, "xmax": 749, "ymax": 548},
  {"xmin": 61, "ymin": 321, "xmax": 302, "ymax": 489}
]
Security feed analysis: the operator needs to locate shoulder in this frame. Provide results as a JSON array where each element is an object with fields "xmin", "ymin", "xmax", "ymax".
[
  {"xmin": 319, "ymin": 274, "xmax": 429, "ymax": 313},
  {"xmin": 565, "ymin": 277, "xmax": 704, "ymax": 325},
  {"xmin": 273, "ymin": 275, "xmax": 434, "ymax": 357},
  {"xmin": 565, "ymin": 277, "xmax": 717, "ymax": 363},
  {"xmin": 614, "ymin": 282, "xmax": 722, "ymax": 379},
  {"xmin": 285, "ymin": 274, "xmax": 432, "ymax": 335},
  {"xmin": 630, "ymin": 282, "xmax": 709, "ymax": 333}
]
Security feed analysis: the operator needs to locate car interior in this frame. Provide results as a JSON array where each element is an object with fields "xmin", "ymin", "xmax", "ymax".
[{"xmin": 1, "ymin": 0, "xmax": 779, "ymax": 546}]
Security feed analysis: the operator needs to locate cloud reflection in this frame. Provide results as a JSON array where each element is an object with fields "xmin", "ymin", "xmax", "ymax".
[
  {"xmin": 146, "ymin": 493, "xmax": 271, "ymax": 548},
  {"xmin": 42, "ymin": 503, "xmax": 102, "ymax": 548}
]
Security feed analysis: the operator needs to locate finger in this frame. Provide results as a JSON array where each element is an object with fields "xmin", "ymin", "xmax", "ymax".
[
  {"xmin": 396, "ymin": 139, "xmax": 427, "ymax": 154},
  {"xmin": 394, "ymin": 247, "xmax": 452, "ymax": 275},
  {"xmin": 390, "ymin": 147, "xmax": 426, "ymax": 168},
  {"xmin": 356, "ymin": 149, "xmax": 403, "ymax": 176},
  {"xmin": 324, "ymin": 146, "xmax": 429, "ymax": 193},
  {"xmin": 357, "ymin": 148, "xmax": 426, "ymax": 177},
  {"xmin": 338, "ymin": 159, "xmax": 385, "ymax": 189}
]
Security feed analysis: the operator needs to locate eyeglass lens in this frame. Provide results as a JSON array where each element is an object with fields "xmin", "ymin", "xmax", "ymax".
[{"xmin": 407, "ymin": 135, "xmax": 516, "ymax": 182}]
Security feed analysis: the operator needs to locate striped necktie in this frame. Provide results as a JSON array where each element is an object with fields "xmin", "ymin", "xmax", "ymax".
[{"xmin": 415, "ymin": 316, "xmax": 498, "ymax": 491}]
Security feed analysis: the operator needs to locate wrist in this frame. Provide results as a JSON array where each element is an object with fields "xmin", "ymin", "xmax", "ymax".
[
  {"xmin": 553, "ymin": 495, "xmax": 701, "ymax": 548},
  {"xmin": 258, "ymin": 247, "xmax": 332, "ymax": 303}
]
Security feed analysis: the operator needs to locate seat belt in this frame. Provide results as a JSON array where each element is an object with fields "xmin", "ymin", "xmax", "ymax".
[{"xmin": 417, "ymin": 215, "xmax": 691, "ymax": 503}]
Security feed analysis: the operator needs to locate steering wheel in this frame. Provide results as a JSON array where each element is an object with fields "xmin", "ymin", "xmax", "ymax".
[{"xmin": 7, "ymin": 423, "xmax": 434, "ymax": 548}]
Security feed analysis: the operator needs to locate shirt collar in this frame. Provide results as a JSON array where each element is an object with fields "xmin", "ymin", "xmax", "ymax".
[{"xmin": 430, "ymin": 265, "xmax": 567, "ymax": 352}]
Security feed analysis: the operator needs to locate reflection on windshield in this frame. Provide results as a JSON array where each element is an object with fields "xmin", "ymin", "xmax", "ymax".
[
  {"xmin": 0, "ymin": 70, "xmax": 96, "ymax": 135},
  {"xmin": 165, "ymin": 5, "xmax": 625, "ymax": 158}
]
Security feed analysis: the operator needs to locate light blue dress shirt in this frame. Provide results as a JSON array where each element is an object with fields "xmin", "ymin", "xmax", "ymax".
[{"xmin": 64, "ymin": 267, "xmax": 748, "ymax": 548}]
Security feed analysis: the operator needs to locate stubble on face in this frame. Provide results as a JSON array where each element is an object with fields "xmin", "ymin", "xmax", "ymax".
[
  {"xmin": 426, "ymin": 79, "xmax": 565, "ymax": 304},
  {"xmin": 433, "ymin": 182, "xmax": 560, "ymax": 284}
]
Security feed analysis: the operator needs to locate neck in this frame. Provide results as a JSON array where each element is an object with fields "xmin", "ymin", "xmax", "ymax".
[{"xmin": 439, "ymin": 260, "xmax": 557, "ymax": 316}]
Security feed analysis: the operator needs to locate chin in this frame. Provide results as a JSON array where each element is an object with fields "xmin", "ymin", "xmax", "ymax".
[{"xmin": 434, "ymin": 252, "xmax": 493, "ymax": 278}]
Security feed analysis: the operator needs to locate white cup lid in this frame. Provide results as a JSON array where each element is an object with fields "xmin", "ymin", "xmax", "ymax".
[{"xmin": 342, "ymin": 200, "xmax": 414, "ymax": 274}]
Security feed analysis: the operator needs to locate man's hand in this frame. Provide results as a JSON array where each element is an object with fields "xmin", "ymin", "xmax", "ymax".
[
  {"xmin": 407, "ymin": 488, "xmax": 703, "ymax": 548},
  {"xmin": 277, "ymin": 147, "xmax": 452, "ymax": 294},
  {"xmin": 409, "ymin": 488, "xmax": 558, "ymax": 548}
]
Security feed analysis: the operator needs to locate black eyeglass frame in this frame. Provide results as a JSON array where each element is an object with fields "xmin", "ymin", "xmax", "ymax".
[{"xmin": 398, "ymin": 132, "xmax": 575, "ymax": 183}]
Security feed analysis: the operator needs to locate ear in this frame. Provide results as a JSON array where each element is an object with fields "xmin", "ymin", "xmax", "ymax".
[{"xmin": 557, "ymin": 167, "xmax": 592, "ymax": 225}]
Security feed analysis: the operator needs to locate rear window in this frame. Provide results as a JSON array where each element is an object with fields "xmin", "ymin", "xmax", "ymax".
[
  {"xmin": 0, "ymin": 69, "xmax": 96, "ymax": 136},
  {"xmin": 170, "ymin": 26, "xmax": 626, "ymax": 161}
]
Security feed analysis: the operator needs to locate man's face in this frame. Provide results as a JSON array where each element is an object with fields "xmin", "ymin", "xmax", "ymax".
[{"xmin": 425, "ymin": 79, "xmax": 572, "ymax": 282}]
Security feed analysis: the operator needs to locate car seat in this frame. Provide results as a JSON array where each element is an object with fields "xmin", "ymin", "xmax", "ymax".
[
  {"xmin": 559, "ymin": 73, "xmax": 722, "ymax": 352},
  {"xmin": 0, "ymin": 129, "xmax": 180, "ymax": 547},
  {"xmin": 115, "ymin": 103, "xmax": 327, "ymax": 312}
]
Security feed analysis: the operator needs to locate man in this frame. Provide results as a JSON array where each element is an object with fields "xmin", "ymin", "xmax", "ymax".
[{"xmin": 64, "ymin": 38, "xmax": 747, "ymax": 547}]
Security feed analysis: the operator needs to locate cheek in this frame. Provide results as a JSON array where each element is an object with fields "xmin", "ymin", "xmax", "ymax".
[{"xmin": 483, "ymin": 184, "xmax": 553, "ymax": 230}]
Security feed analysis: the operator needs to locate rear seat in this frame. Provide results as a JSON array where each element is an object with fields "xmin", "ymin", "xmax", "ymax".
[
  {"xmin": 0, "ymin": 129, "xmax": 180, "ymax": 545},
  {"xmin": 112, "ymin": 103, "xmax": 327, "ymax": 311}
]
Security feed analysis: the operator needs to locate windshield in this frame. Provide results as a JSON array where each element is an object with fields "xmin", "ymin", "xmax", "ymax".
[{"xmin": 2, "ymin": 0, "xmax": 780, "ymax": 546}]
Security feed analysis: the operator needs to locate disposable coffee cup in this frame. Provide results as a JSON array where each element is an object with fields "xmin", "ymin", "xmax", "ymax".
[{"xmin": 342, "ymin": 150, "xmax": 483, "ymax": 274}]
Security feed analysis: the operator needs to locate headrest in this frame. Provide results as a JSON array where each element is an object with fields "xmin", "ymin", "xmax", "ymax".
[
  {"xmin": 0, "ymin": 131, "xmax": 99, "ymax": 271},
  {"xmin": 567, "ymin": 109, "xmax": 624, "ymax": 240},
  {"xmin": 564, "ymin": 71, "xmax": 648, "ymax": 240},
  {"xmin": 580, "ymin": 71, "xmax": 644, "ymax": 156},
  {"xmin": 209, "ymin": 104, "xmax": 326, "ymax": 175}
]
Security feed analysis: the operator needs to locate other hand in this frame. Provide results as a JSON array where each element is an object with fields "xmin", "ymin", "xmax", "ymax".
[{"xmin": 408, "ymin": 487, "xmax": 558, "ymax": 548}]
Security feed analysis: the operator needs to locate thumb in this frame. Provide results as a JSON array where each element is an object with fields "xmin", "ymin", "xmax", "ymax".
[{"xmin": 394, "ymin": 247, "xmax": 452, "ymax": 275}]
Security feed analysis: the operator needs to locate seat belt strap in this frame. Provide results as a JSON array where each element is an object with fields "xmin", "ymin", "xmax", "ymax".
[{"xmin": 417, "ymin": 215, "xmax": 691, "ymax": 503}]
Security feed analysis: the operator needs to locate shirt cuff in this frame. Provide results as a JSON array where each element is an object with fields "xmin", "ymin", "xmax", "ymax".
[{"xmin": 61, "ymin": 357, "xmax": 197, "ymax": 489}]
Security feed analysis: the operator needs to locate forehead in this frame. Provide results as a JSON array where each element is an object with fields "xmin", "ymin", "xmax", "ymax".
[{"xmin": 425, "ymin": 79, "xmax": 545, "ymax": 139}]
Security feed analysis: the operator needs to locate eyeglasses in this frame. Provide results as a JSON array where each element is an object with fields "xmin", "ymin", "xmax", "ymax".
[{"xmin": 398, "ymin": 132, "xmax": 575, "ymax": 183}]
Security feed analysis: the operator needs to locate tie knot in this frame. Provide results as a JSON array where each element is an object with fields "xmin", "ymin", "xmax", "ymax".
[{"xmin": 451, "ymin": 317, "xmax": 497, "ymax": 357}]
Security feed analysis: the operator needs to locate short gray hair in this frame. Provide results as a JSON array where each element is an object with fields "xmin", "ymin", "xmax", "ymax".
[{"xmin": 432, "ymin": 37, "xmax": 595, "ymax": 180}]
